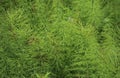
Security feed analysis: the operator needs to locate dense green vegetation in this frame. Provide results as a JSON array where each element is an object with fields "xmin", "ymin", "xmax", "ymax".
[{"xmin": 0, "ymin": 0, "xmax": 120, "ymax": 78}]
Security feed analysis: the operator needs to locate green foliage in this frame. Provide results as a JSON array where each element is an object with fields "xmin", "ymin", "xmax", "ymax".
[{"xmin": 0, "ymin": 0, "xmax": 119, "ymax": 78}]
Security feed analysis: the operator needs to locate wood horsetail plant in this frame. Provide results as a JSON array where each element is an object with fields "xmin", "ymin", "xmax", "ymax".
[{"xmin": 0, "ymin": 0, "xmax": 119, "ymax": 78}]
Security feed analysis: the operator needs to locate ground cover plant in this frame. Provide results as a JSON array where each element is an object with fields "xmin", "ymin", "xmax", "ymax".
[{"xmin": 0, "ymin": 0, "xmax": 120, "ymax": 78}]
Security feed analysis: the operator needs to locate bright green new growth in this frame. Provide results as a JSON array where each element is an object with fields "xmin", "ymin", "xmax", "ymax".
[{"xmin": 0, "ymin": 0, "xmax": 119, "ymax": 78}]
